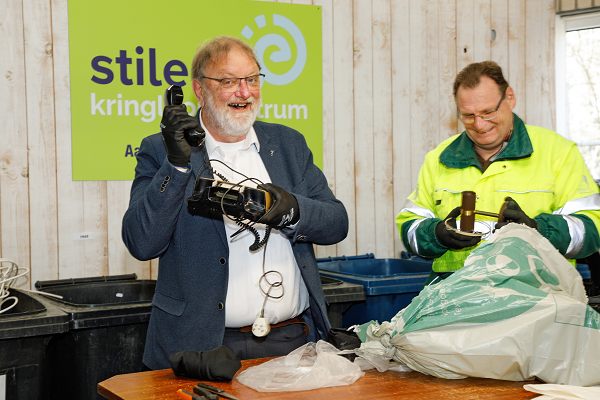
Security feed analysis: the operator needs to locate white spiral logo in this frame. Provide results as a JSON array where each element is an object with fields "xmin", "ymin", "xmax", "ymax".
[{"xmin": 241, "ymin": 14, "xmax": 307, "ymax": 86}]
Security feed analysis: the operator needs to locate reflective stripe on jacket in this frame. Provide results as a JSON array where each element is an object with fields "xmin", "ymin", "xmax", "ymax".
[{"xmin": 396, "ymin": 113, "xmax": 600, "ymax": 272}]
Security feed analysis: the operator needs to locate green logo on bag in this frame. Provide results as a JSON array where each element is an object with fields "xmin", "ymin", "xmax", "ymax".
[{"xmin": 391, "ymin": 236, "xmax": 561, "ymax": 337}]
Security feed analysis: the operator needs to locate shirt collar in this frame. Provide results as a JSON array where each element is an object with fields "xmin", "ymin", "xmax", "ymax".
[
  {"xmin": 199, "ymin": 109, "xmax": 261, "ymax": 158},
  {"xmin": 439, "ymin": 113, "xmax": 533, "ymax": 170}
]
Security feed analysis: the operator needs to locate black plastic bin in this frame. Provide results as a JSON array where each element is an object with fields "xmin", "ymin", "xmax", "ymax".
[
  {"xmin": 590, "ymin": 296, "xmax": 600, "ymax": 313},
  {"xmin": 320, "ymin": 275, "xmax": 366, "ymax": 328},
  {"xmin": 0, "ymin": 289, "xmax": 69, "ymax": 400},
  {"xmin": 34, "ymin": 274, "xmax": 156, "ymax": 400}
]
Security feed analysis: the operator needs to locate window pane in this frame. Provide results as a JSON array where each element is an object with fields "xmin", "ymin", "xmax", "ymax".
[
  {"xmin": 566, "ymin": 28, "xmax": 600, "ymax": 178},
  {"xmin": 579, "ymin": 145, "xmax": 600, "ymax": 179}
]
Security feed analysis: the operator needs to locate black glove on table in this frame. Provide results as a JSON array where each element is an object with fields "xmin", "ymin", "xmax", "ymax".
[
  {"xmin": 257, "ymin": 183, "xmax": 300, "ymax": 229},
  {"xmin": 495, "ymin": 197, "xmax": 538, "ymax": 231},
  {"xmin": 435, "ymin": 206, "xmax": 481, "ymax": 250},
  {"xmin": 168, "ymin": 345, "xmax": 241, "ymax": 381},
  {"xmin": 160, "ymin": 104, "xmax": 200, "ymax": 168}
]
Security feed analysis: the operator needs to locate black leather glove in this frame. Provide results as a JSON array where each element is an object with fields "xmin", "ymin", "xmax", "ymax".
[
  {"xmin": 495, "ymin": 197, "xmax": 538, "ymax": 230},
  {"xmin": 168, "ymin": 345, "xmax": 241, "ymax": 381},
  {"xmin": 435, "ymin": 206, "xmax": 481, "ymax": 250},
  {"xmin": 160, "ymin": 104, "xmax": 199, "ymax": 168},
  {"xmin": 257, "ymin": 183, "xmax": 300, "ymax": 229}
]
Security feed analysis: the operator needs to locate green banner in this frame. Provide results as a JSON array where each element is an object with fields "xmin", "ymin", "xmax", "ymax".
[{"xmin": 68, "ymin": 0, "xmax": 322, "ymax": 180}]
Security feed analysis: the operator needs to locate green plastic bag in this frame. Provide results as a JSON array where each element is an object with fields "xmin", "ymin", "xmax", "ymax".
[{"xmin": 356, "ymin": 225, "xmax": 600, "ymax": 386}]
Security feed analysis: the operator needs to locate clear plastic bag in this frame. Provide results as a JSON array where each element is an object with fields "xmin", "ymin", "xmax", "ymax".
[{"xmin": 236, "ymin": 340, "xmax": 364, "ymax": 392}]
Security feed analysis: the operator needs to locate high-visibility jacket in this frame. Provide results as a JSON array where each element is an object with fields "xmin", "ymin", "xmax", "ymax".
[{"xmin": 396, "ymin": 113, "xmax": 600, "ymax": 272}]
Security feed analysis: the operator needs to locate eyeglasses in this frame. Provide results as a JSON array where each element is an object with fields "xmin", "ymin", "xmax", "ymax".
[
  {"xmin": 199, "ymin": 74, "xmax": 265, "ymax": 91},
  {"xmin": 458, "ymin": 92, "xmax": 506, "ymax": 125}
]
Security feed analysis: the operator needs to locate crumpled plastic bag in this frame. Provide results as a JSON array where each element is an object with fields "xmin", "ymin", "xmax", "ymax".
[
  {"xmin": 524, "ymin": 384, "xmax": 600, "ymax": 399},
  {"xmin": 354, "ymin": 224, "xmax": 600, "ymax": 386},
  {"xmin": 236, "ymin": 340, "xmax": 364, "ymax": 392}
]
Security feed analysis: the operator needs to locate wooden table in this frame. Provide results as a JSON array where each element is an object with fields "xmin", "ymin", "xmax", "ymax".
[{"xmin": 98, "ymin": 358, "xmax": 539, "ymax": 400}]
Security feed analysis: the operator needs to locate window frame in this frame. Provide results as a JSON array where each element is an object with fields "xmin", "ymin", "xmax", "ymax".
[{"xmin": 555, "ymin": 11, "xmax": 600, "ymax": 142}]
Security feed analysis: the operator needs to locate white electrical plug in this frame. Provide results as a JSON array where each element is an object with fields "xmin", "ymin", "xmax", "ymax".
[{"xmin": 252, "ymin": 317, "xmax": 271, "ymax": 337}]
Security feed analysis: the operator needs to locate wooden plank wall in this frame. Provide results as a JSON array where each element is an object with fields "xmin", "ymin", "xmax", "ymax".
[{"xmin": 1, "ymin": 0, "xmax": 557, "ymax": 288}]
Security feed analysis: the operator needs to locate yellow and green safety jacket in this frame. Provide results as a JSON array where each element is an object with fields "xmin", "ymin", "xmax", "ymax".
[{"xmin": 396, "ymin": 113, "xmax": 600, "ymax": 272}]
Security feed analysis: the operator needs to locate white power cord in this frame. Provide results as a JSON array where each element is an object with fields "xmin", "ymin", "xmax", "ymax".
[{"xmin": 0, "ymin": 259, "xmax": 29, "ymax": 315}]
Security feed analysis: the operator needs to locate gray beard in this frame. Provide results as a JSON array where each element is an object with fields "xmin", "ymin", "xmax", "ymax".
[{"xmin": 202, "ymin": 90, "xmax": 261, "ymax": 138}]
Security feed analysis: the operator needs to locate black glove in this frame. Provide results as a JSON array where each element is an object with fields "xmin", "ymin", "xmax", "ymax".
[
  {"xmin": 257, "ymin": 183, "xmax": 300, "ymax": 229},
  {"xmin": 168, "ymin": 345, "xmax": 241, "ymax": 381},
  {"xmin": 160, "ymin": 104, "xmax": 199, "ymax": 168},
  {"xmin": 495, "ymin": 197, "xmax": 538, "ymax": 231},
  {"xmin": 435, "ymin": 206, "xmax": 481, "ymax": 250},
  {"xmin": 328, "ymin": 328, "xmax": 361, "ymax": 362}
]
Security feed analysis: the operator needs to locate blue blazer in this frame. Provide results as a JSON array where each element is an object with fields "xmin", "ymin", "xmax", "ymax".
[{"xmin": 122, "ymin": 121, "xmax": 349, "ymax": 369}]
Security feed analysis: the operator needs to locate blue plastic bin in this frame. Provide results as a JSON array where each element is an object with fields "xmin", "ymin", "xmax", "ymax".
[
  {"xmin": 317, "ymin": 254, "xmax": 431, "ymax": 326},
  {"xmin": 577, "ymin": 264, "xmax": 591, "ymax": 280},
  {"xmin": 318, "ymin": 254, "xmax": 593, "ymax": 327}
]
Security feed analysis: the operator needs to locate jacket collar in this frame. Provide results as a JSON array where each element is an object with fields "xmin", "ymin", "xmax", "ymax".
[{"xmin": 439, "ymin": 113, "xmax": 533, "ymax": 169}]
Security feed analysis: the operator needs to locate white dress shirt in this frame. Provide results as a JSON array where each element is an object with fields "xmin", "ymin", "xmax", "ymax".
[{"xmin": 199, "ymin": 121, "xmax": 309, "ymax": 328}]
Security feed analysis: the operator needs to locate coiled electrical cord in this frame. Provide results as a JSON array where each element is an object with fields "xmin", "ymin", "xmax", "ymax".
[
  {"xmin": 194, "ymin": 155, "xmax": 284, "ymax": 315},
  {"xmin": 0, "ymin": 259, "xmax": 29, "ymax": 315},
  {"xmin": 195, "ymin": 155, "xmax": 271, "ymax": 252},
  {"xmin": 234, "ymin": 220, "xmax": 271, "ymax": 252}
]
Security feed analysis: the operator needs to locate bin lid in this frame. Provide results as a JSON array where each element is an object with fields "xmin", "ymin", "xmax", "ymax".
[
  {"xmin": 37, "ymin": 280, "xmax": 156, "ymax": 307},
  {"xmin": 320, "ymin": 275, "xmax": 366, "ymax": 303},
  {"xmin": 318, "ymin": 257, "xmax": 431, "ymax": 278},
  {"xmin": 316, "ymin": 253, "xmax": 375, "ymax": 263},
  {"xmin": 319, "ymin": 269, "xmax": 428, "ymax": 296},
  {"xmin": 35, "ymin": 273, "xmax": 138, "ymax": 290},
  {"xmin": 320, "ymin": 275, "xmax": 344, "ymax": 286},
  {"xmin": 318, "ymin": 257, "xmax": 431, "ymax": 296},
  {"xmin": 32, "ymin": 279, "xmax": 156, "ymax": 330},
  {"xmin": 0, "ymin": 289, "xmax": 69, "ymax": 340}
]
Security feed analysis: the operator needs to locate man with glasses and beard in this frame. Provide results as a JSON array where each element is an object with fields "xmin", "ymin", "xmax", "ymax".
[
  {"xmin": 122, "ymin": 36, "xmax": 348, "ymax": 370},
  {"xmin": 396, "ymin": 61, "xmax": 600, "ymax": 286}
]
